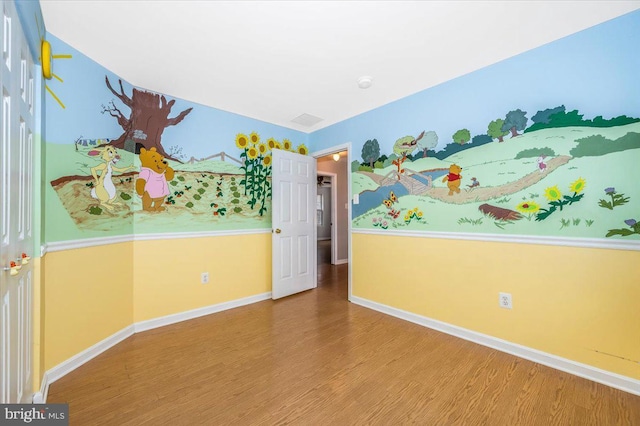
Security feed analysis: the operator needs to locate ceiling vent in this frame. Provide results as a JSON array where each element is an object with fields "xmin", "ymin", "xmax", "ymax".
[{"xmin": 291, "ymin": 113, "xmax": 323, "ymax": 127}]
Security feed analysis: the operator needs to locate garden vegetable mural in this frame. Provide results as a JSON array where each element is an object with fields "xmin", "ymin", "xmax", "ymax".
[{"xmin": 49, "ymin": 128, "xmax": 307, "ymax": 233}]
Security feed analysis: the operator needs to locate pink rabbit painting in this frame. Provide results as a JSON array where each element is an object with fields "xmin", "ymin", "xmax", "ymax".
[{"xmin": 537, "ymin": 155, "xmax": 547, "ymax": 173}]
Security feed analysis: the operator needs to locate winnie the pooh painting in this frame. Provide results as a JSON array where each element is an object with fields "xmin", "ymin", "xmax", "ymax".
[
  {"xmin": 442, "ymin": 164, "xmax": 463, "ymax": 196},
  {"xmin": 136, "ymin": 147, "xmax": 175, "ymax": 211}
]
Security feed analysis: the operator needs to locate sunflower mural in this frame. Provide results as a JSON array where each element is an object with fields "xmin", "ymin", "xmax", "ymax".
[
  {"xmin": 515, "ymin": 201, "xmax": 541, "ymax": 220},
  {"xmin": 535, "ymin": 178, "xmax": 586, "ymax": 221},
  {"xmin": 236, "ymin": 132, "xmax": 308, "ymax": 216}
]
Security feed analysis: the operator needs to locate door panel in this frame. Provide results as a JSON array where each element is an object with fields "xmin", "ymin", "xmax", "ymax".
[
  {"xmin": 0, "ymin": 0, "xmax": 35, "ymax": 403},
  {"xmin": 297, "ymin": 235, "xmax": 309, "ymax": 275},
  {"xmin": 272, "ymin": 149, "xmax": 316, "ymax": 299}
]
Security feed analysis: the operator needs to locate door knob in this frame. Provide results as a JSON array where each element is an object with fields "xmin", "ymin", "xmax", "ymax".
[{"xmin": 275, "ymin": 228, "xmax": 281, "ymax": 234}]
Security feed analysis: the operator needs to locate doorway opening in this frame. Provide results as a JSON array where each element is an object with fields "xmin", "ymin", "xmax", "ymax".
[
  {"xmin": 316, "ymin": 171, "xmax": 337, "ymax": 265},
  {"xmin": 312, "ymin": 144, "xmax": 352, "ymax": 301}
]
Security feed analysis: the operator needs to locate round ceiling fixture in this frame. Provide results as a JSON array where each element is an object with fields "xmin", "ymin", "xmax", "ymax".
[{"xmin": 357, "ymin": 76, "xmax": 373, "ymax": 89}]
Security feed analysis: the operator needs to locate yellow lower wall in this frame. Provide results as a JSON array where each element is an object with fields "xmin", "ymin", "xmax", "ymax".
[
  {"xmin": 133, "ymin": 234, "xmax": 271, "ymax": 322},
  {"xmin": 41, "ymin": 234, "xmax": 272, "ymax": 376},
  {"xmin": 33, "ymin": 257, "xmax": 43, "ymax": 393},
  {"xmin": 43, "ymin": 243, "xmax": 134, "ymax": 371},
  {"xmin": 41, "ymin": 232, "xmax": 638, "ymax": 388},
  {"xmin": 353, "ymin": 233, "xmax": 640, "ymax": 380}
]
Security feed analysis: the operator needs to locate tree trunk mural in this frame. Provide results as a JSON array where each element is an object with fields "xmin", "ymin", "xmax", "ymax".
[{"xmin": 102, "ymin": 76, "xmax": 193, "ymax": 159}]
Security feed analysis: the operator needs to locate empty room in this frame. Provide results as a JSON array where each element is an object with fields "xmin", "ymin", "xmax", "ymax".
[{"xmin": 1, "ymin": 1, "xmax": 639, "ymax": 424}]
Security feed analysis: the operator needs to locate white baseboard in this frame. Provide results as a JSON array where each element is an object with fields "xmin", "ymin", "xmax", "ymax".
[
  {"xmin": 317, "ymin": 237, "xmax": 331, "ymax": 241},
  {"xmin": 134, "ymin": 292, "xmax": 272, "ymax": 333},
  {"xmin": 350, "ymin": 296, "xmax": 640, "ymax": 397},
  {"xmin": 32, "ymin": 373, "xmax": 48, "ymax": 404},
  {"xmin": 36, "ymin": 292, "xmax": 272, "ymax": 403},
  {"xmin": 334, "ymin": 258, "xmax": 349, "ymax": 265},
  {"xmin": 46, "ymin": 325, "xmax": 135, "ymax": 387}
]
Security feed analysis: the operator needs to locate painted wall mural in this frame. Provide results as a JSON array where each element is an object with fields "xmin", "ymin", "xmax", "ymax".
[
  {"xmin": 45, "ymin": 10, "xmax": 640, "ymax": 244},
  {"xmin": 310, "ymin": 10, "xmax": 640, "ymax": 243},
  {"xmin": 349, "ymin": 118, "xmax": 640, "ymax": 239},
  {"xmin": 44, "ymin": 35, "xmax": 307, "ymax": 242}
]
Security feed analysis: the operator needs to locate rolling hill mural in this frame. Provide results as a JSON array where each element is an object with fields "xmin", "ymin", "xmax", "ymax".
[
  {"xmin": 310, "ymin": 9, "xmax": 640, "ymax": 244},
  {"xmin": 350, "ymin": 114, "xmax": 640, "ymax": 240}
]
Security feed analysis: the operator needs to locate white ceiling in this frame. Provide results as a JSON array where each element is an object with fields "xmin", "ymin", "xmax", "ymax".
[{"xmin": 40, "ymin": 1, "xmax": 640, "ymax": 133}]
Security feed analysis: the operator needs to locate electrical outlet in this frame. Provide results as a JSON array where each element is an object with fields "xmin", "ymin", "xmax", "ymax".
[
  {"xmin": 201, "ymin": 272, "xmax": 209, "ymax": 284},
  {"xmin": 499, "ymin": 292, "xmax": 512, "ymax": 309}
]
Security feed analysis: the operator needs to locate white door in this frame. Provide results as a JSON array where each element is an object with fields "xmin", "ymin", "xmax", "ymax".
[
  {"xmin": 271, "ymin": 149, "xmax": 317, "ymax": 299},
  {"xmin": 0, "ymin": 0, "xmax": 35, "ymax": 404}
]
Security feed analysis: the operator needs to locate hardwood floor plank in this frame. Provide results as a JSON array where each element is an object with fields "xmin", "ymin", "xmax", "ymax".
[{"xmin": 47, "ymin": 241, "xmax": 640, "ymax": 425}]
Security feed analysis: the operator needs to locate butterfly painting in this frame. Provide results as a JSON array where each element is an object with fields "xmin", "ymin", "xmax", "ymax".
[
  {"xmin": 382, "ymin": 191, "xmax": 398, "ymax": 208},
  {"xmin": 387, "ymin": 209, "xmax": 400, "ymax": 219}
]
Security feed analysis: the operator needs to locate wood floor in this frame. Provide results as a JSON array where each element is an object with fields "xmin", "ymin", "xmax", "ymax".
[{"xmin": 48, "ymin": 241, "xmax": 640, "ymax": 425}]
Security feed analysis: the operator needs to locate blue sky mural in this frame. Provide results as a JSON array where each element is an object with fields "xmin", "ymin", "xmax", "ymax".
[
  {"xmin": 310, "ymin": 10, "xmax": 640, "ymax": 151},
  {"xmin": 45, "ymin": 34, "xmax": 308, "ymax": 160}
]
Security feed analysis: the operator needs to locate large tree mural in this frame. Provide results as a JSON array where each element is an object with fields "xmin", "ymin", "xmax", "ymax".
[
  {"xmin": 361, "ymin": 138, "xmax": 381, "ymax": 169},
  {"xmin": 487, "ymin": 118, "xmax": 508, "ymax": 142},
  {"xmin": 102, "ymin": 76, "xmax": 193, "ymax": 159},
  {"xmin": 501, "ymin": 109, "xmax": 528, "ymax": 138},
  {"xmin": 417, "ymin": 130, "xmax": 438, "ymax": 158}
]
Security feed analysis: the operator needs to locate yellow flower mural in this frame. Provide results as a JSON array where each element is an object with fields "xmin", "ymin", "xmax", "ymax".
[
  {"xmin": 297, "ymin": 144, "xmax": 309, "ymax": 155},
  {"xmin": 249, "ymin": 132, "xmax": 260, "ymax": 145},
  {"xmin": 235, "ymin": 133, "xmax": 249, "ymax": 149},
  {"xmin": 569, "ymin": 177, "xmax": 586, "ymax": 194},
  {"xmin": 544, "ymin": 185, "xmax": 562, "ymax": 201},
  {"xmin": 247, "ymin": 146, "xmax": 259, "ymax": 160},
  {"xmin": 235, "ymin": 131, "xmax": 278, "ymax": 217},
  {"xmin": 516, "ymin": 201, "xmax": 540, "ymax": 214},
  {"xmin": 536, "ymin": 178, "xmax": 587, "ymax": 221},
  {"xmin": 404, "ymin": 207, "xmax": 424, "ymax": 224}
]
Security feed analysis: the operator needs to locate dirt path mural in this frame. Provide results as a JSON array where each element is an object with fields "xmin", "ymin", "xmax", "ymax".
[
  {"xmin": 360, "ymin": 155, "xmax": 571, "ymax": 205},
  {"xmin": 424, "ymin": 155, "xmax": 571, "ymax": 204}
]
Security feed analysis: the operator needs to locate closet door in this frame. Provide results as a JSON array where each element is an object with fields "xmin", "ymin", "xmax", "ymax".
[{"xmin": 0, "ymin": 0, "xmax": 35, "ymax": 404}]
